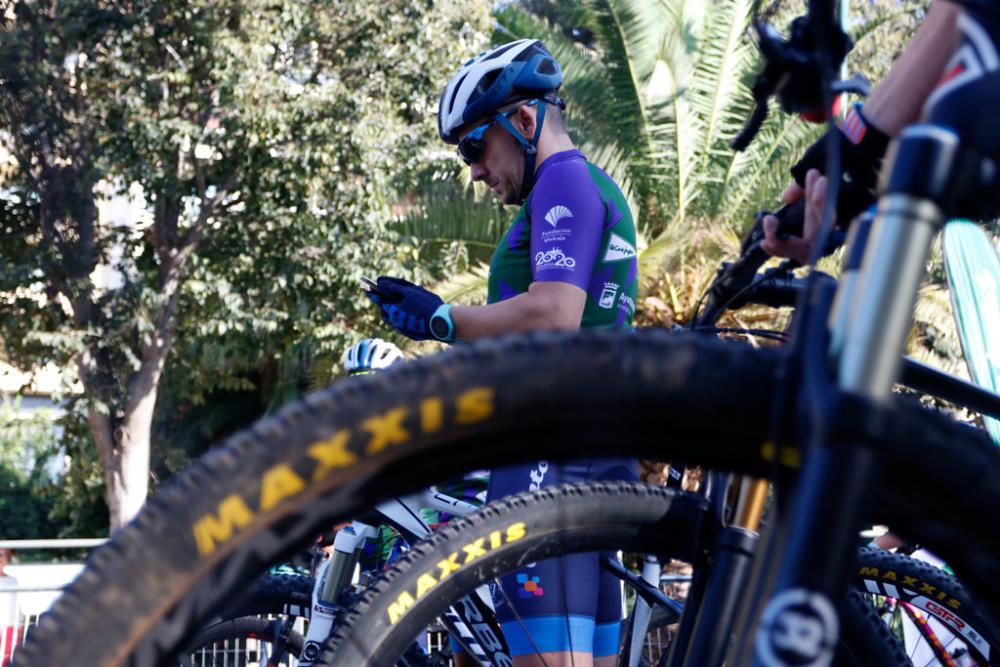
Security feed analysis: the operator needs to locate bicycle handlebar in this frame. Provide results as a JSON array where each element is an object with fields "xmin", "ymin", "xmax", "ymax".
[{"xmin": 692, "ymin": 197, "xmax": 855, "ymax": 329}]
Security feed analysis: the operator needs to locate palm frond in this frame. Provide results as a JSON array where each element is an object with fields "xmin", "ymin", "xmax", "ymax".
[
  {"xmin": 396, "ymin": 176, "xmax": 509, "ymax": 268},
  {"xmin": 688, "ymin": 0, "xmax": 756, "ymax": 197},
  {"xmin": 432, "ymin": 261, "xmax": 491, "ymax": 305}
]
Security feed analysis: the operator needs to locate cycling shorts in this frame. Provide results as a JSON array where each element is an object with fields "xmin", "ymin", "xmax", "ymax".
[{"xmin": 485, "ymin": 457, "xmax": 639, "ymax": 656}]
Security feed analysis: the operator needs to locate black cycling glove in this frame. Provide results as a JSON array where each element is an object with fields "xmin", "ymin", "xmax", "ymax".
[{"xmin": 790, "ymin": 103, "xmax": 890, "ymax": 227}]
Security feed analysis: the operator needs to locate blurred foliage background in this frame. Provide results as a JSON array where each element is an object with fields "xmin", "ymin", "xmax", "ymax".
[{"xmin": 1, "ymin": 0, "xmax": 993, "ymax": 536}]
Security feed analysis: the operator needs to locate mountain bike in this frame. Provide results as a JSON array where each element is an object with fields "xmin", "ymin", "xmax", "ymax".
[{"xmin": 12, "ymin": 1, "xmax": 1000, "ymax": 666}]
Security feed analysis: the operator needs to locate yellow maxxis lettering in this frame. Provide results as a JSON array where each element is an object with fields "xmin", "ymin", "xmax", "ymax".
[
  {"xmin": 309, "ymin": 430, "xmax": 356, "ymax": 480},
  {"xmin": 387, "ymin": 521, "xmax": 527, "ymax": 625},
  {"xmin": 858, "ymin": 566, "xmax": 962, "ymax": 610},
  {"xmin": 462, "ymin": 538, "xmax": 487, "ymax": 564},
  {"xmin": 456, "ymin": 387, "xmax": 494, "ymax": 424},
  {"xmin": 489, "ymin": 530, "xmax": 502, "ymax": 549},
  {"xmin": 363, "ymin": 407, "xmax": 410, "ymax": 454},
  {"xmin": 416, "ymin": 573, "xmax": 438, "ymax": 598},
  {"xmin": 437, "ymin": 553, "xmax": 461, "ymax": 579},
  {"xmin": 194, "ymin": 387, "xmax": 499, "ymax": 558},
  {"xmin": 506, "ymin": 522, "xmax": 526, "ymax": 542},
  {"xmin": 260, "ymin": 465, "xmax": 306, "ymax": 511},
  {"xmin": 387, "ymin": 591, "xmax": 416, "ymax": 625},
  {"xmin": 420, "ymin": 398, "xmax": 443, "ymax": 434},
  {"xmin": 193, "ymin": 495, "xmax": 254, "ymax": 556}
]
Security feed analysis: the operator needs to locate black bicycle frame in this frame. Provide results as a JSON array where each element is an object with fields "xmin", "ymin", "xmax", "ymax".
[{"xmin": 737, "ymin": 2, "xmax": 1000, "ymax": 666}]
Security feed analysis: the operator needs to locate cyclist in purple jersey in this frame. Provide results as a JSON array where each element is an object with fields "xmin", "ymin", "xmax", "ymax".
[{"xmin": 366, "ymin": 38, "xmax": 638, "ymax": 667}]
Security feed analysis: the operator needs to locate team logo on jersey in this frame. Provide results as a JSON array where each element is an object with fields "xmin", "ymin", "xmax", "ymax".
[
  {"xmin": 544, "ymin": 205, "xmax": 573, "ymax": 228},
  {"xmin": 619, "ymin": 292, "xmax": 636, "ymax": 314},
  {"xmin": 535, "ymin": 248, "xmax": 576, "ymax": 271},
  {"xmin": 599, "ymin": 282, "xmax": 618, "ymax": 309},
  {"xmin": 603, "ymin": 233, "xmax": 637, "ymax": 263},
  {"xmin": 516, "ymin": 573, "xmax": 545, "ymax": 598},
  {"xmin": 541, "ymin": 226, "xmax": 572, "ymax": 244}
]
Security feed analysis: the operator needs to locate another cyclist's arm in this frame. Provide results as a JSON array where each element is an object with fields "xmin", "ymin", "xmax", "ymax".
[
  {"xmin": 763, "ymin": 0, "xmax": 962, "ymax": 259},
  {"xmin": 451, "ymin": 283, "xmax": 585, "ymax": 339},
  {"xmin": 862, "ymin": 0, "xmax": 961, "ymax": 135}
]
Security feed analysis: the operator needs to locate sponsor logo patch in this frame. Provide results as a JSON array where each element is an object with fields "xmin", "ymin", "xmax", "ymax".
[
  {"xmin": 599, "ymin": 282, "xmax": 618, "ymax": 309},
  {"xmin": 544, "ymin": 205, "xmax": 573, "ymax": 227},
  {"xmin": 619, "ymin": 291, "xmax": 635, "ymax": 314},
  {"xmin": 541, "ymin": 227, "xmax": 572, "ymax": 244},
  {"xmin": 535, "ymin": 248, "xmax": 576, "ymax": 271},
  {"xmin": 603, "ymin": 233, "xmax": 637, "ymax": 263},
  {"xmin": 516, "ymin": 573, "xmax": 544, "ymax": 598}
]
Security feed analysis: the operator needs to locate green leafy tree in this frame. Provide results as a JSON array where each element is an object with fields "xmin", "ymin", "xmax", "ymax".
[
  {"xmin": 0, "ymin": 399, "xmax": 68, "ymax": 539},
  {"xmin": 0, "ymin": 0, "xmax": 490, "ymax": 530}
]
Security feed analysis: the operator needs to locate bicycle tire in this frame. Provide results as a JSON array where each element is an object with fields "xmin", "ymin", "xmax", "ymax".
[
  {"xmin": 317, "ymin": 482, "xmax": 908, "ymax": 667},
  {"xmin": 215, "ymin": 572, "xmax": 314, "ymax": 621},
  {"xmin": 853, "ymin": 546, "xmax": 1000, "ymax": 665},
  {"xmin": 13, "ymin": 331, "xmax": 1000, "ymax": 667},
  {"xmin": 635, "ymin": 546, "xmax": 1000, "ymax": 666},
  {"xmin": 179, "ymin": 616, "xmax": 304, "ymax": 666}
]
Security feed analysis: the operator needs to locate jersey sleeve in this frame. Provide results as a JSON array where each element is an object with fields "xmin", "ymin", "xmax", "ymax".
[{"xmin": 529, "ymin": 160, "xmax": 606, "ymax": 291}]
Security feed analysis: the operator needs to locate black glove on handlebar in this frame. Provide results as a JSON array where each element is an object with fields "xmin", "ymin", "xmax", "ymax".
[{"xmin": 790, "ymin": 104, "xmax": 890, "ymax": 227}]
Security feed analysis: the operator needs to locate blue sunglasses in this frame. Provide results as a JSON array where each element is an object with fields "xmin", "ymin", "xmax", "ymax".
[{"xmin": 456, "ymin": 101, "xmax": 540, "ymax": 166}]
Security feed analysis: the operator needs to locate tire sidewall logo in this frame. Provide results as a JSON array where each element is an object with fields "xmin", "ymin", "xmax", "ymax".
[{"xmin": 756, "ymin": 588, "xmax": 838, "ymax": 667}]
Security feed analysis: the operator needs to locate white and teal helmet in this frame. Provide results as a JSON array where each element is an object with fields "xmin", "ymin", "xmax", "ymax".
[
  {"xmin": 342, "ymin": 338, "xmax": 404, "ymax": 374},
  {"xmin": 438, "ymin": 39, "xmax": 563, "ymax": 145}
]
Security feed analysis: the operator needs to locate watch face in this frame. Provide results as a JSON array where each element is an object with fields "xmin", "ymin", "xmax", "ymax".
[{"xmin": 431, "ymin": 316, "xmax": 450, "ymax": 339}]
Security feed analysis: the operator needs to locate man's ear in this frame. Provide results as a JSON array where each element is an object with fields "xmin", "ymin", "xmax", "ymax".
[{"xmin": 514, "ymin": 104, "xmax": 537, "ymax": 139}]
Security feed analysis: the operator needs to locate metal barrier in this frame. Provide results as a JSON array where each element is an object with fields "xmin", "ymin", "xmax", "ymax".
[{"xmin": 0, "ymin": 538, "xmax": 106, "ymax": 666}]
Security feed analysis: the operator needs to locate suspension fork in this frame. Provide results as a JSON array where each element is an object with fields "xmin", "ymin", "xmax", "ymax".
[{"xmin": 661, "ymin": 474, "xmax": 761, "ymax": 667}]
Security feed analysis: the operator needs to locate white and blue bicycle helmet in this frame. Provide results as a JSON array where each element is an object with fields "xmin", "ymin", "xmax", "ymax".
[
  {"xmin": 438, "ymin": 39, "xmax": 563, "ymax": 145},
  {"xmin": 438, "ymin": 39, "xmax": 564, "ymax": 202},
  {"xmin": 342, "ymin": 338, "xmax": 404, "ymax": 375}
]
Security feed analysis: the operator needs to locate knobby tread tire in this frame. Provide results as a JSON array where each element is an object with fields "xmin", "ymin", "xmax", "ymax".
[
  {"xmin": 215, "ymin": 572, "xmax": 314, "ymax": 621},
  {"xmin": 180, "ymin": 616, "xmax": 305, "ymax": 666},
  {"xmin": 853, "ymin": 546, "xmax": 1000, "ymax": 664},
  {"xmin": 11, "ymin": 331, "xmax": 1000, "ymax": 667},
  {"xmin": 320, "ymin": 481, "xmax": 713, "ymax": 666}
]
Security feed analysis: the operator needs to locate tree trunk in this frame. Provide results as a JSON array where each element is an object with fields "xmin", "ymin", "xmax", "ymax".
[{"xmin": 85, "ymin": 390, "xmax": 156, "ymax": 533}]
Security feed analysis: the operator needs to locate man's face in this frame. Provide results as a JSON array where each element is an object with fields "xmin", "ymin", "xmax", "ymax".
[{"xmin": 458, "ymin": 109, "xmax": 530, "ymax": 205}]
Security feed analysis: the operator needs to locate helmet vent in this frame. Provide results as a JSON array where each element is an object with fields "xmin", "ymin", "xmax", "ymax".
[
  {"xmin": 448, "ymin": 72, "xmax": 470, "ymax": 112},
  {"xmin": 482, "ymin": 40, "xmax": 522, "ymax": 62},
  {"xmin": 536, "ymin": 59, "xmax": 558, "ymax": 76}
]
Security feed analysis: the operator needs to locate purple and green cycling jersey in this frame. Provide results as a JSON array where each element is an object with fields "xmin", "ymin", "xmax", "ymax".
[{"xmin": 488, "ymin": 149, "xmax": 639, "ymax": 329}]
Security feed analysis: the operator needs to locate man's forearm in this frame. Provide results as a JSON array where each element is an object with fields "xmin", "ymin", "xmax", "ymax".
[
  {"xmin": 451, "ymin": 284, "xmax": 585, "ymax": 340},
  {"xmin": 863, "ymin": 0, "xmax": 961, "ymax": 135}
]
